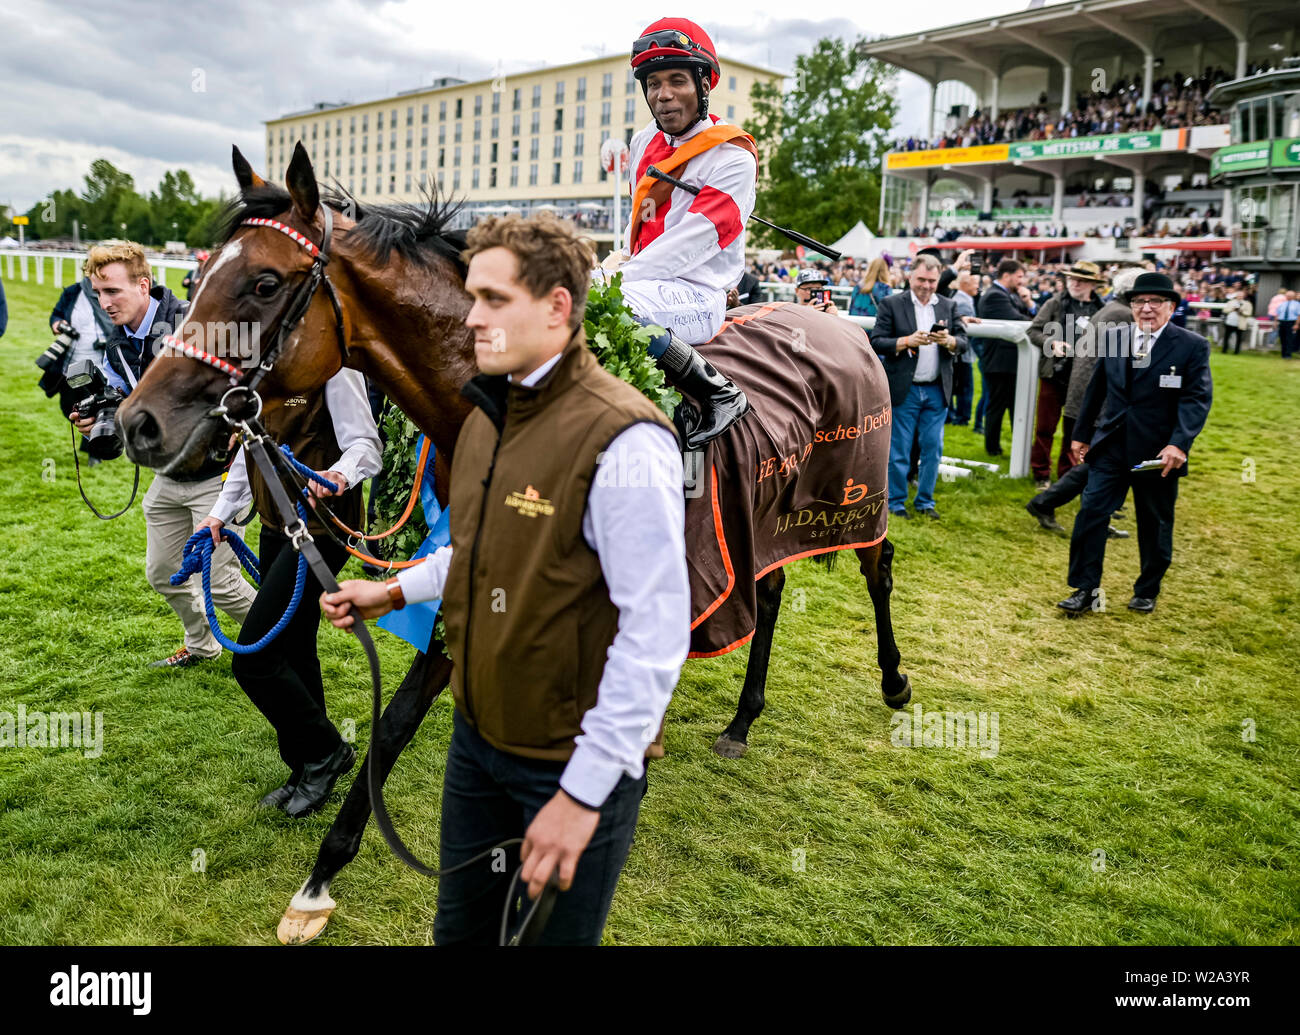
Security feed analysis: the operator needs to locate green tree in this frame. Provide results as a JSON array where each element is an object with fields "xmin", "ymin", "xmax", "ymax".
[
  {"xmin": 746, "ymin": 37, "xmax": 897, "ymax": 246},
  {"xmin": 81, "ymin": 159, "xmax": 137, "ymax": 239}
]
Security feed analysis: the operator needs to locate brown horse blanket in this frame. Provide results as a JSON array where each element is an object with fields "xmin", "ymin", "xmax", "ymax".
[{"xmin": 684, "ymin": 302, "xmax": 891, "ymax": 657}]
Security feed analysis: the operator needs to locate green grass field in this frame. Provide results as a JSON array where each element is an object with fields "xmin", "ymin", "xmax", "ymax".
[{"xmin": 1, "ymin": 260, "xmax": 1297, "ymax": 945}]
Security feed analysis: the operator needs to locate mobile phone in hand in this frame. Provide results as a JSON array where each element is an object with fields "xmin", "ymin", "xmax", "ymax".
[{"xmin": 818, "ymin": 288, "xmax": 832, "ymax": 306}]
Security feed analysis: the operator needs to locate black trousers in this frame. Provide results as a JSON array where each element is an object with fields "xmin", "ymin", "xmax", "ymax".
[
  {"xmin": 434, "ymin": 710, "xmax": 647, "ymax": 946},
  {"xmin": 1033, "ymin": 459, "xmax": 1091, "ymax": 514},
  {"xmin": 1221, "ymin": 325, "xmax": 1241, "ymax": 354},
  {"xmin": 232, "ymin": 527, "xmax": 349, "ymax": 773},
  {"xmin": 1068, "ymin": 451, "xmax": 1180, "ymax": 599},
  {"xmin": 983, "ymin": 372, "xmax": 1016, "ymax": 456}
]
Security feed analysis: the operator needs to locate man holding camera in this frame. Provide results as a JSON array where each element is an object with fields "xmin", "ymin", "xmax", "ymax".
[
  {"xmin": 870, "ymin": 254, "xmax": 968, "ymax": 520},
  {"xmin": 71, "ymin": 243, "xmax": 255, "ymax": 667},
  {"xmin": 793, "ymin": 267, "xmax": 839, "ymax": 313}
]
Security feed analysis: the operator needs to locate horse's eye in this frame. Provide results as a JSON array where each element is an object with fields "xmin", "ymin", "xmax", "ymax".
[{"xmin": 254, "ymin": 277, "xmax": 280, "ymax": 298}]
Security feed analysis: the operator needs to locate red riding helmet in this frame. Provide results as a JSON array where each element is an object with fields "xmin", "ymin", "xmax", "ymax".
[{"xmin": 630, "ymin": 18, "xmax": 721, "ymax": 89}]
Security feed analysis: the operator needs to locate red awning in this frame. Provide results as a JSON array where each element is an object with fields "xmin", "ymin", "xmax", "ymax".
[
  {"xmin": 944, "ymin": 238, "xmax": 1085, "ymax": 251},
  {"xmin": 1142, "ymin": 239, "xmax": 1232, "ymax": 252}
]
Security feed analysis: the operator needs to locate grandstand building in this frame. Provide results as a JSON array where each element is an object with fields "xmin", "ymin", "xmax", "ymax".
[
  {"xmin": 263, "ymin": 54, "xmax": 779, "ymax": 245},
  {"xmin": 864, "ymin": 0, "xmax": 1297, "ymax": 274}
]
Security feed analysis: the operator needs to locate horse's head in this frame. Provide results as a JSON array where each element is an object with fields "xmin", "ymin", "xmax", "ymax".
[{"xmin": 120, "ymin": 143, "xmax": 351, "ymax": 475}]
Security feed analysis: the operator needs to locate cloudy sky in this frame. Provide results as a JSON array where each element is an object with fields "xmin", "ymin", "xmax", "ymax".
[{"xmin": 0, "ymin": 0, "xmax": 1056, "ymax": 212}]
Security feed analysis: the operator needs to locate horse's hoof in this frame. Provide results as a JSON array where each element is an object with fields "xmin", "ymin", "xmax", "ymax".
[
  {"xmin": 712, "ymin": 735, "xmax": 748, "ymax": 759},
  {"xmin": 883, "ymin": 675, "xmax": 912, "ymax": 709},
  {"xmin": 277, "ymin": 905, "xmax": 334, "ymax": 945}
]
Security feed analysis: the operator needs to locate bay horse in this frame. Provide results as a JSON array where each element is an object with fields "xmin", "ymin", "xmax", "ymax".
[{"xmin": 118, "ymin": 143, "xmax": 908, "ymax": 944}]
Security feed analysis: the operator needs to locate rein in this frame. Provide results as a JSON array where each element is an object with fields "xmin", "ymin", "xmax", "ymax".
[{"xmin": 173, "ymin": 210, "xmax": 557, "ymax": 945}]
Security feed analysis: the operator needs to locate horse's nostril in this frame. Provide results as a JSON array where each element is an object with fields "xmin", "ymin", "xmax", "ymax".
[{"xmin": 125, "ymin": 408, "xmax": 162, "ymax": 452}]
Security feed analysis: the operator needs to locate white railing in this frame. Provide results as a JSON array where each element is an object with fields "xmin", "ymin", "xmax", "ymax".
[{"xmin": 0, "ymin": 248, "xmax": 197, "ymax": 289}]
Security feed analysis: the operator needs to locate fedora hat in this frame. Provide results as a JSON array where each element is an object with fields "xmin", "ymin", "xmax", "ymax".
[
  {"xmin": 1122, "ymin": 271, "xmax": 1181, "ymax": 304},
  {"xmin": 1062, "ymin": 260, "xmax": 1106, "ymax": 283}
]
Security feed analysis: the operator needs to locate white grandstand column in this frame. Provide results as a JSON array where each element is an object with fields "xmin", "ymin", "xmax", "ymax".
[
  {"xmin": 982, "ymin": 177, "xmax": 994, "ymax": 213},
  {"xmin": 920, "ymin": 175, "xmax": 932, "ymax": 231},
  {"xmin": 1060, "ymin": 62, "xmax": 1073, "ymax": 116},
  {"xmin": 1141, "ymin": 52, "xmax": 1154, "ymax": 112},
  {"xmin": 1235, "ymin": 39, "xmax": 1247, "ymax": 79},
  {"xmin": 1052, "ymin": 173, "xmax": 1065, "ymax": 225},
  {"xmin": 927, "ymin": 81, "xmax": 937, "ymax": 140},
  {"xmin": 1132, "ymin": 168, "xmax": 1145, "ymax": 228},
  {"xmin": 989, "ymin": 72, "xmax": 1001, "ymax": 120}
]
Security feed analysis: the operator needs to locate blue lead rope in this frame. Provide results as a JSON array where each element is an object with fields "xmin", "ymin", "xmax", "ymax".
[{"xmin": 170, "ymin": 444, "xmax": 333, "ymax": 654}]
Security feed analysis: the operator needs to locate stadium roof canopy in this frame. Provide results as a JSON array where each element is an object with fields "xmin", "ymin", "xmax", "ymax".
[{"xmin": 862, "ymin": 0, "xmax": 1299, "ymax": 88}]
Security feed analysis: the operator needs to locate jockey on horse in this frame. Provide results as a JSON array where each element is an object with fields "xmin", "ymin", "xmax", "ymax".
[{"xmin": 615, "ymin": 17, "xmax": 760, "ymax": 450}]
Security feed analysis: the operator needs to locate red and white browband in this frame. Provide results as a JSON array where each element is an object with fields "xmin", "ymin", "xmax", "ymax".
[{"xmin": 159, "ymin": 217, "xmax": 326, "ymax": 383}]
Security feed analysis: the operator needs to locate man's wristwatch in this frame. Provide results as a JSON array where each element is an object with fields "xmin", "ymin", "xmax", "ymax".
[{"xmin": 385, "ymin": 577, "xmax": 406, "ymax": 611}]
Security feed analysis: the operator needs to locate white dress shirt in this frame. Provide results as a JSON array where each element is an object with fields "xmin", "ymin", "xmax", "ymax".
[
  {"xmin": 1130, "ymin": 320, "xmax": 1168, "ymax": 362},
  {"xmin": 397, "ymin": 351, "xmax": 691, "ymax": 808},
  {"xmin": 910, "ymin": 291, "xmax": 939, "ymax": 383},
  {"xmin": 208, "ymin": 367, "xmax": 383, "ymax": 525}
]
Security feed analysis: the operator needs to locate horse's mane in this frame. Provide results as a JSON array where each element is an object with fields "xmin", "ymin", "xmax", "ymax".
[{"xmin": 218, "ymin": 182, "xmax": 468, "ymax": 275}]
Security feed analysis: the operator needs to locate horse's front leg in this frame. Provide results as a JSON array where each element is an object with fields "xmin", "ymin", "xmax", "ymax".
[{"xmin": 714, "ymin": 567, "xmax": 785, "ymax": 758}]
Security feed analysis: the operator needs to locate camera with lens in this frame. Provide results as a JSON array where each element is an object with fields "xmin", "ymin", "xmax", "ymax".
[
  {"xmin": 66, "ymin": 359, "xmax": 125, "ymax": 460},
  {"xmin": 37, "ymin": 320, "xmax": 79, "ymax": 373}
]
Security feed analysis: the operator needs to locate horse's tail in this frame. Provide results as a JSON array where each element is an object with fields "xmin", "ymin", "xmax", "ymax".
[{"xmin": 809, "ymin": 551, "xmax": 838, "ymax": 573}]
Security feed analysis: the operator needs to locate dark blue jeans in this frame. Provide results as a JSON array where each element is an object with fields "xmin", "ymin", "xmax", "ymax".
[
  {"xmin": 888, "ymin": 382, "xmax": 946, "ymax": 512},
  {"xmin": 433, "ymin": 708, "xmax": 647, "ymax": 945},
  {"xmin": 949, "ymin": 361, "xmax": 974, "ymax": 424}
]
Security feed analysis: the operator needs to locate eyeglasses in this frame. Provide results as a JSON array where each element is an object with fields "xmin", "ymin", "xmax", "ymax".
[{"xmin": 1131, "ymin": 298, "xmax": 1170, "ymax": 310}]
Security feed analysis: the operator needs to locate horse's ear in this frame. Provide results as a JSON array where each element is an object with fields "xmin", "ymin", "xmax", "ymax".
[
  {"xmin": 232, "ymin": 146, "xmax": 265, "ymax": 191},
  {"xmin": 285, "ymin": 142, "xmax": 320, "ymax": 223}
]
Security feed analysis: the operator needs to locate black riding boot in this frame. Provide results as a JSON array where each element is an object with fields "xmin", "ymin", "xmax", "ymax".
[{"xmin": 655, "ymin": 331, "xmax": 750, "ymax": 450}]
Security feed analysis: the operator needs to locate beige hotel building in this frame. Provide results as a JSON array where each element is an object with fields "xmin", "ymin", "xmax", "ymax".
[{"xmin": 264, "ymin": 53, "xmax": 781, "ymax": 243}]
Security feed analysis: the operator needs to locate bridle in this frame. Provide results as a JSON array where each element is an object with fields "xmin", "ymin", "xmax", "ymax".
[
  {"xmin": 160, "ymin": 205, "xmax": 349, "ymax": 423},
  {"xmin": 159, "ymin": 205, "xmax": 559, "ymax": 944}
]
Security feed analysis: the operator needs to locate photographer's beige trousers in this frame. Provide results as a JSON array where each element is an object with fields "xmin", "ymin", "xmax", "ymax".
[{"xmin": 143, "ymin": 473, "xmax": 257, "ymax": 659}]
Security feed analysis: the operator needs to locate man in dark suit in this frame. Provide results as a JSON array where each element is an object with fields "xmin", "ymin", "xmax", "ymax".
[
  {"xmin": 870, "ymin": 254, "xmax": 968, "ymax": 519},
  {"xmin": 975, "ymin": 258, "xmax": 1034, "ymax": 457},
  {"xmin": 1058, "ymin": 272, "xmax": 1213, "ymax": 615}
]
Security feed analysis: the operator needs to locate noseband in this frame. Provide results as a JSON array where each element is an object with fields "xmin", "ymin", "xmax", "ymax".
[{"xmin": 160, "ymin": 205, "xmax": 348, "ymax": 423}]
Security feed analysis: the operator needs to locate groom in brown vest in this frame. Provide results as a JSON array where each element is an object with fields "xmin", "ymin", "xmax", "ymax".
[{"xmin": 323, "ymin": 213, "xmax": 691, "ymax": 944}]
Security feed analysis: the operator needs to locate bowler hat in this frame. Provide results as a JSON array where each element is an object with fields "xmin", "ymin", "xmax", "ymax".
[{"xmin": 1122, "ymin": 272, "xmax": 1181, "ymax": 304}]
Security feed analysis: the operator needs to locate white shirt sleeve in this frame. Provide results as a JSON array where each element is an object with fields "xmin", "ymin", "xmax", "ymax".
[
  {"xmin": 323, "ymin": 368, "xmax": 383, "ymax": 489},
  {"xmin": 395, "ymin": 545, "xmax": 454, "ymax": 603},
  {"xmin": 560, "ymin": 421, "xmax": 691, "ymax": 808},
  {"xmin": 208, "ymin": 446, "xmax": 252, "ymax": 526}
]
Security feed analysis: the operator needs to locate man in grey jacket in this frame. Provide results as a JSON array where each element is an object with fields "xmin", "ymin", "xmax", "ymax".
[{"xmin": 1025, "ymin": 267, "xmax": 1141, "ymax": 537}]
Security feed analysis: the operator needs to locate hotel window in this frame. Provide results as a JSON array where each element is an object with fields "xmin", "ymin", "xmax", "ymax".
[
  {"xmin": 360, "ymin": 180, "xmax": 367, "ymax": 195},
  {"xmin": 530, "ymin": 138, "xmax": 539, "ymax": 160},
  {"xmin": 362, "ymin": 114, "xmax": 368, "ymax": 131},
  {"xmin": 406, "ymin": 129, "xmax": 413, "ymax": 147},
  {"xmin": 729, "ymin": 76, "xmax": 737, "ymax": 92},
  {"xmin": 727, "ymin": 105, "xmax": 735, "ymax": 120},
  {"xmin": 553, "ymin": 135, "xmax": 562, "ymax": 158},
  {"xmin": 377, "ymin": 135, "xmax": 383, "ymax": 152},
  {"xmin": 510, "ymin": 165, "xmax": 519, "ymax": 187},
  {"xmin": 347, "ymin": 118, "xmax": 352, "ymax": 135},
  {"xmin": 512, "ymin": 88, "xmax": 520, "ymax": 111},
  {"xmin": 552, "ymin": 161, "xmax": 561, "ymax": 185},
  {"xmin": 405, "ymin": 152, "xmax": 412, "ymax": 170},
  {"xmin": 439, "ymin": 125, "xmax": 446, "ymax": 144},
  {"xmin": 377, "ymin": 112, "xmax": 384, "ymax": 130},
  {"xmin": 455, "ymin": 98, "xmax": 463, "ymax": 118},
  {"xmin": 420, "ymin": 149, "xmax": 427, "ymax": 170},
  {"xmin": 438, "ymin": 148, "xmax": 445, "ymax": 168},
  {"xmin": 491, "ymin": 117, "xmax": 499, "ymax": 139},
  {"xmin": 490, "ymin": 142, "xmax": 498, "ymax": 163},
  {"xmin": 532, "ymin": 84, "xmax": 541, "ymax": 107},
  {"xmin": 626, "ymin": 70, "xmax": 635, "ymax": 94},
  {"xmin": 389, "ymin": 153, "xmax": 396, "ymax": 171},
  {"xmin": 311, "ymin": 123, "xmax": 317, "ymax": 139},
  {"xmin": 421, "ymin": 127, "xmax": 428, "ymax": 146},
  {"xmin": 555, "ymin": 82, "xmax": 565, "ymax": 103},
  {"xmin": 422, "ymin": 103, "xmax": 429, "ymax": 124},
  {"xmin": 573, "ymin": 160, "xmax": 582, "ymax": 183},
  {"xmin": 405, "ymin": 174, "xmax": 412, "ymax": 191},
  {"xmin": 454, "ymin": 123, "xmax": 462, "ymax": 143},
  {"xmin": 407, "ymin": 106, "xmax": 413, "ymax": 126},
  {"xmin": 602, "ymin": 73, "xmax": 612, "ymax": 98},
  {"xmin": 574, "ymin": 132, "xmax": 583, "ymax": 155},
  {"xmin": 474, "ymin": 95, "xmax": 482, "ymax": 116},
  {"xmin": 489, "ymin": 167, "xmax": 497, "ymax": 188},
  {"xmin": 391, "ymin": 109, "xmax": 397, "ymax": 128},
  {"xmin": 554, "ymin": 108, "xmax": 563, "ymax": 131},
  {"xmin": 511, "ymin": 139, "xmax": 520, "ymax": 161},
  {"xmin": 529, "ymin": 162, "xmax": 538, "ymax": 186},
  {"xmin": 530, "ymin": 111, "xmax": 540, "ymax": 134},
  {"xmin": 453, "ymin": 170, "xmax": 460, "ymax": 190},
  {"xmin": 473, "ymin": 143, "xmax": 480, "ymax": 165},
  {"xmin": 625, "ymin": 99, "xmax": 635, "ymax": 123},
  {"xmin": 491, "ymin": 92, "xmax": 500, "ymax": 114},
  {"xmin": 511, "ymin": 114, "xmax": 520, "ymax": 136},
  {"xmin": 601, "ymin": 101, "xmax": 611, "ymax": 126},
  {"xmin": 439, "ymin": 101, "xmax": 446, "ymax": 120},
  {"xmin": 438, "ymin": 172, "xmax": 445, "ymax": 190},
  {"xmin": 324, "ymin": 123, "xmax": 329, "ymax": 138},
  {"xmin": 472, "ymin": 169, "xmax": 479, "ymax": 189},
  {"xmin": 362, "ymin": 138, "xmax": 368, "ymax": 153},
  {"xmin": 575, "ymin": 104, "xmax": 585, "ymax": 129},
  {"xmin": 390, "ymin": 131, "xmax": 396, "ymax": 149},
  {"xmin": 474, "ymin": 119, "xmax": 481, "ymax": 141},
  {"xmin": 576, "ymin": 77, "xmax": 587, "ymax": 101},
  {"xmin": 454, "ymin": 145, "xmax": 461, "ymax": 166}
]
